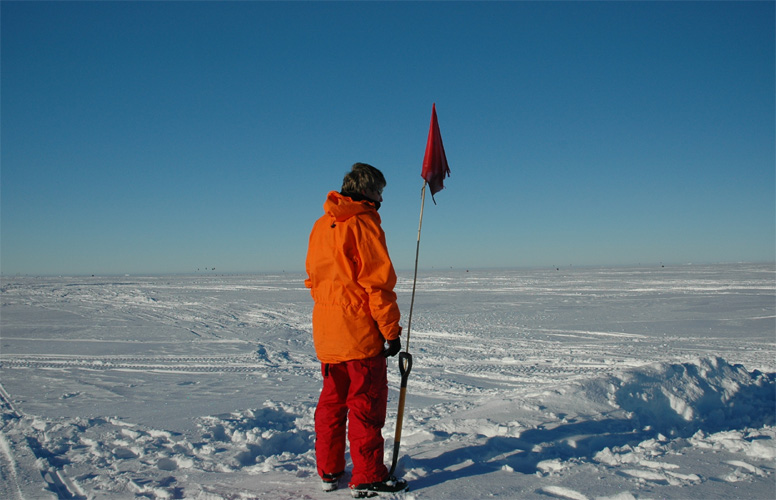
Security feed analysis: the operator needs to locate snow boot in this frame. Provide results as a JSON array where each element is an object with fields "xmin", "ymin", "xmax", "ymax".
[
  {"xmin": 321, "ymin": 472, "xmax": 343, "ymax": 492},
  {"xmin": 349, "ymin": 476, "xmax": 408, "ymax": 498}
]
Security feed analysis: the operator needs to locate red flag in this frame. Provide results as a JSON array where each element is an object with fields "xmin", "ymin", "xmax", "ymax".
[{"xmin": 421, "ymin": 103, "xmax": 450, "ymax": 201}]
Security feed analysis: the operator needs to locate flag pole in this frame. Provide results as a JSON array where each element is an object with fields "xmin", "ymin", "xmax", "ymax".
[
  {"xmin": 405, "ymin": 180, "xmax": 427, "ymax": 351},
  {"xmin": 389, "ymin": 102, "xmax": 449, "ymax": 476},
  {"xmin": 388, "ymin": 180, "xmax": 426, "ymax": 476}
]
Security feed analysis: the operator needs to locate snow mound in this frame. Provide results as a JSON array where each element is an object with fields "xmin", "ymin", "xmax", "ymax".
[
  {"xmin": 196, "ymin": 401, "xmax": 315, "ymax": 472},
  {"xmin": 599, "ymin": 357, "xmax": 775, "ymax": 435}
]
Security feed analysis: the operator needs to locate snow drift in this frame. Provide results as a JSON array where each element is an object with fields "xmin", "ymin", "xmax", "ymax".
[{"xmin": 605, "ymin": 357, "xmax": 774, "ymax": 435}]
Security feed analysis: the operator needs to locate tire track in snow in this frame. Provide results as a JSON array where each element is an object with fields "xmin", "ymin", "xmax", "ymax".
[
  {"xmin": 0, "ymin": 383, "xmax": 22, "ymax": 419},
  {"xmin": 0, "ymin": 383, "xmax": 28, "ymax": 500},
  {"xmin": 1, "ymin": 353, "xmax": 318, "ymax": 375},
  {"xmin": 0, "ymin": 432, "xmax": 26, "ymax": 500},
  {"xmin": 1, "ymin": 383, "xmax": 85, "ymax": 499}
]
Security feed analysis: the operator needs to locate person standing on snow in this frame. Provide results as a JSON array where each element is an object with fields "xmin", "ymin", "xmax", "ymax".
[{"xmin": 305, "ymin": 163, "xmax": 408, "ymax": 497}]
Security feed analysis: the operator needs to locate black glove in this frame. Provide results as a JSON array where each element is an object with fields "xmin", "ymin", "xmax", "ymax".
[{"xmin": 383, "ymin": 337, "xmax": 401, "ymax": 357}]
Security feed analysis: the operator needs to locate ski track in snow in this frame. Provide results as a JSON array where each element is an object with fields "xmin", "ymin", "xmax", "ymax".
[{"xmin": 1, "ymin": 264, "xmax": 774, "ymax": 499}]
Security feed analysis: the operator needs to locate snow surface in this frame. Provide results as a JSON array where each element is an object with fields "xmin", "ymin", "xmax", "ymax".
[{"xmin": 1, "ymin": 263, "xmax": 774, "ymax": 499}]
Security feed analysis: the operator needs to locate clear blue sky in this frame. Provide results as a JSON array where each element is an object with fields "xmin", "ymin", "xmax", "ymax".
[{"xmin": 2, "ymin": 1, "xmax": 774, "ymax": 275}]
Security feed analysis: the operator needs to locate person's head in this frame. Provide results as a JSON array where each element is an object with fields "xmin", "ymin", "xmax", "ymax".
[{"xmin": 341, "ymin": 163, "xmax": 386, "ymax": 203}]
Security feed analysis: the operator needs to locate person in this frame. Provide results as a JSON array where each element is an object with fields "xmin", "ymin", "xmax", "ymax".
[{"xmin": 305, "ymin": 163, "xmax": 408, "ymax": 497}]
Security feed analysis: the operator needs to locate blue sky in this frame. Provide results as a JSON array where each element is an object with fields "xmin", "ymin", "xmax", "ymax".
[{"xmin": 2, "ymin": 1, "xmax": 774, "ymax": 275}]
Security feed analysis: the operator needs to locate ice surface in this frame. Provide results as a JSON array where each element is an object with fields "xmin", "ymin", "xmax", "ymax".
[{"xmin": 1, "ymin": 264, "xmax": 774, "ymax": 499}]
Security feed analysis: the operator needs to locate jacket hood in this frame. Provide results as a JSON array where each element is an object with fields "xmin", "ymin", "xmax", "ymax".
[{"xmin": 324, "ymin": 191, "xmax": 380, "ymax": 223}]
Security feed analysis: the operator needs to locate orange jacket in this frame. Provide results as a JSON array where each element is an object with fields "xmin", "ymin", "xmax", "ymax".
[{"xmin": 305, "ymin": 191, "xmax": 402, "ymax": 363}]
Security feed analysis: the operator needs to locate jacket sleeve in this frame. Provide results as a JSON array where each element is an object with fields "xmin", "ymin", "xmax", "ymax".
[{"xmin": 354, "ymin": 212, "xmax": 402, "ymax": 340}]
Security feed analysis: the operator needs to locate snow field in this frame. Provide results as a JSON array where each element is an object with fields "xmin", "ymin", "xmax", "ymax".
[{"xmin": 1, "ymin": 264, "xmax": 774, "ymax": 499}]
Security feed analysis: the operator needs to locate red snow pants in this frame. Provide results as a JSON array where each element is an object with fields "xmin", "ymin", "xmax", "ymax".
[{"xmin": 315, "ymin": 356, "xmax": 389, "ymax": 486}]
